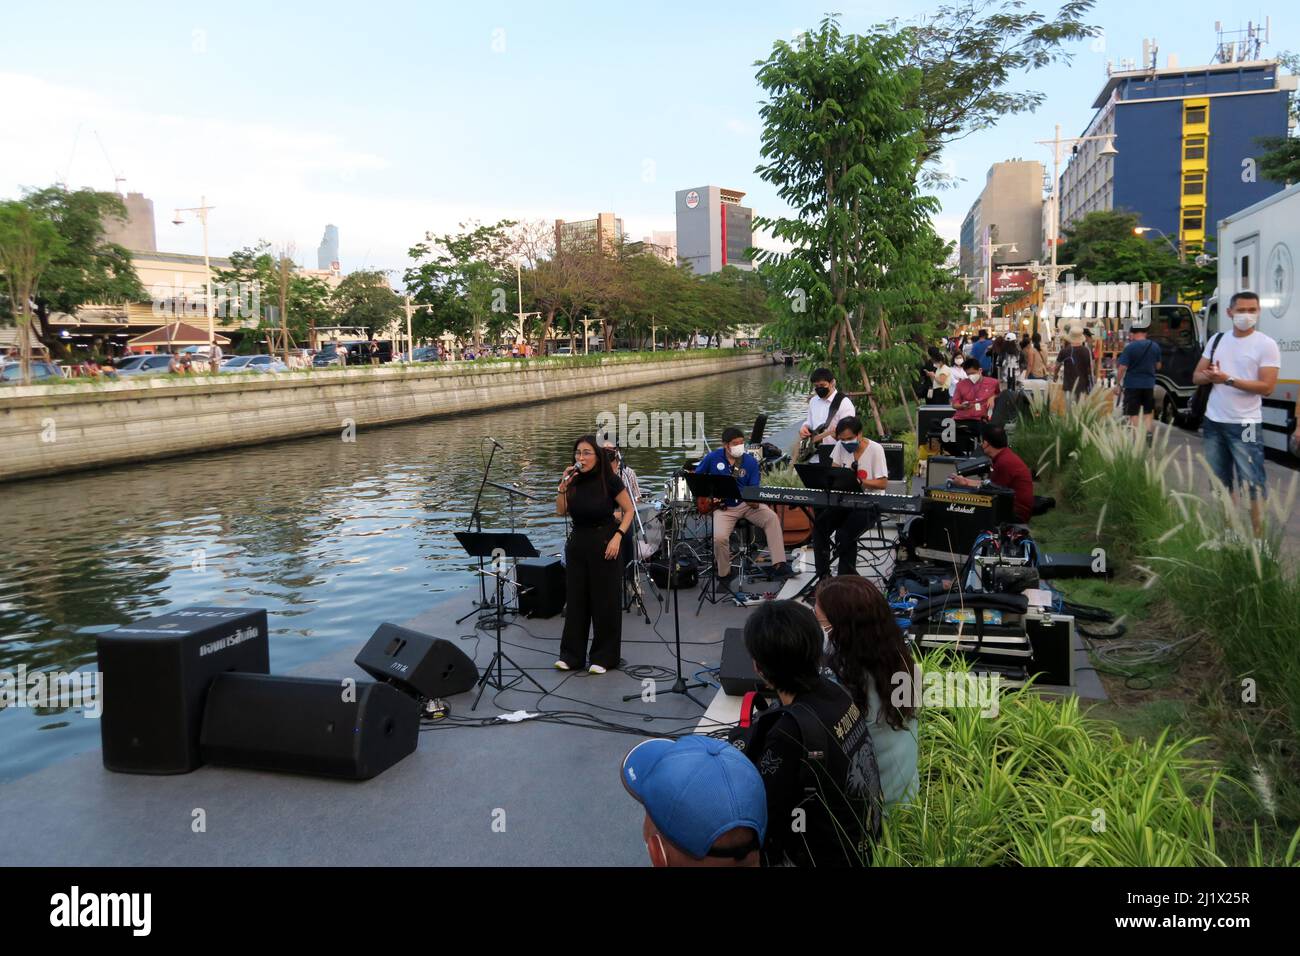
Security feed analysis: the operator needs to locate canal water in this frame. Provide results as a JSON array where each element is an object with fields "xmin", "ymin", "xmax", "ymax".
[{"xmin": 0, "ymin": 364, "xmax": 806, "ymax": 781}]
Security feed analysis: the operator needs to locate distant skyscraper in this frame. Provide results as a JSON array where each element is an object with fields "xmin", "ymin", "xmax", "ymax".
[
  {"xmin": 317, "ymin": 224, "xmax": 340, "ymax": 271},
  {"xmin": 675, "ymin": 186, "xmax": 752, "ymax": 274},
  {"xmin": 102, "ymin": 192, "xmax": 158, "ymax": 252}
]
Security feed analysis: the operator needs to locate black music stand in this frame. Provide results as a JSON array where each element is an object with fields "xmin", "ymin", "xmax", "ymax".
[
  {"xmin": 795, "ymin": 462, "xmax": 861, "ymax": 493},
  {"xmin": 686, "ymin": 471, "xmax": 742, "ymax": 612},
  {"xmin": 455, "ymin": 531, "xmax": 545, "ymax": 710}
]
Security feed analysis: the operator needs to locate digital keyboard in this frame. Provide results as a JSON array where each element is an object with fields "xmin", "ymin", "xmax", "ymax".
[{"xmin": 740, "ymin": 485, "xmax": 922, "ymax": 516}]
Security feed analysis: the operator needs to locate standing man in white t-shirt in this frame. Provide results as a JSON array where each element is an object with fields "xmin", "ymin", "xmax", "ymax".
[
  {"xmin": 799, "ymin": 367, "xmax": 855, "ymax": 463},
  {"xmin": 811, "ymin": 417, "xmax": 889, "ymax": 578},
  {"xmin": 1192, "ymin": 291, "xmax": 1280, "ymax": 535}
]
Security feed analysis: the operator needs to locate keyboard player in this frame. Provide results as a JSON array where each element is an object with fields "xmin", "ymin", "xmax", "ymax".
[{"xmin": 813, "ymin": 417, "xmax": 890, "ymax": 578}]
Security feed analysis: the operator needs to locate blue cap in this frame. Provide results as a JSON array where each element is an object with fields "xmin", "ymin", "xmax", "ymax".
[{"xmin": 621, "ymin": 736, "xmax": 767, "ymax": 860}]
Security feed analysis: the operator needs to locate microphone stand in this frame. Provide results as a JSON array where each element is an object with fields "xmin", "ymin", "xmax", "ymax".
[
  {"xmin": 457, "ymin": 439, "xmax": 500, "ymax": 625},
  {"xmin": 623, "ymin": 492, "xmax": 708, "ymax": 708}
]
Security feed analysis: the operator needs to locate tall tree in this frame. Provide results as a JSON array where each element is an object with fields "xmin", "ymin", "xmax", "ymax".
[
  {"xmin": 754, "ymin": 17, "xmax": 938, "ymax": 432},
  {"xmin": 0, "ymin": 202, "xmax": 66, "ymax": 384},
  {"xmin": 1057, "ymin": 209, "xmax": 1213, "ymax": 299},
  {"xmin": 405, "ymin": 220, "xmax": 515, "ymax": 348},
  {"xmin": 7, "ymin": 187, "xmax": 146, "ymax": 353},
  {"xmin": 884, "ymin": 0, "xmax": 1099, "ymax": 185},
  {"xmin": 332, "ymin": 270, "xmax": 403, "ymax": 339}
]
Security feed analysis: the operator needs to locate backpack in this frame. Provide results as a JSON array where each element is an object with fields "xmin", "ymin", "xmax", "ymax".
[{"xmin": 1186, "ymin": 333, "xmax": 1224, "ymax": 428}]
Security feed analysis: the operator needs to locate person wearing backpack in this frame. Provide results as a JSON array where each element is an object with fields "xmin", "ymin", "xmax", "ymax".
[
  {"xmin": 1053, "ymin": 322, "xmax": 1093, "ymax": 398},
  {"xmin": 741, "ymin": 600, "xmax": 884, "ymax": 867},
  {"xmin": 1192, "ymin": 291, "xmax": 1280, "ymax": 535},
  {"xmin": 1114, "ymin": 315, "xmax": 1163, "ymax": 439}
]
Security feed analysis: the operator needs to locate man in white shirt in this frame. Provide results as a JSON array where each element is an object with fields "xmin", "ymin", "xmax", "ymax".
[
  {"xmin": 1192, "ymin": 291, "xmax": 1280, "ymax": 535},
  {"xmin": 812, "ymin": 417, "xmax": 889, "ymax": 578},
  {"xmin": 799, "ymin": 367, "xmax": 855, "ymax": 463}
]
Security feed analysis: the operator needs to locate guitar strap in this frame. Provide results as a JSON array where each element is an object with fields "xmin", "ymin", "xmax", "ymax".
[{"xmin": 813, "ymin": 391, "xmax": 847, "ymax": 436}]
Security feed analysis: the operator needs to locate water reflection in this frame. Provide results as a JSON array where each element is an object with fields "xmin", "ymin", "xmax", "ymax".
[{"xmin": 0, "ymin": 365, "xmax": 804, "ymax": 779}]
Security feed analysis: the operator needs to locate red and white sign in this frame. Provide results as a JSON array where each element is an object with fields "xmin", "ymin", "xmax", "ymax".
[
  {"xmin": 992, "ymin": 269, "xmax": 1034, "ymax": 297},
  {"xmin": 685, "ymin": 190, "xmax": 700, "ymax": 209}
]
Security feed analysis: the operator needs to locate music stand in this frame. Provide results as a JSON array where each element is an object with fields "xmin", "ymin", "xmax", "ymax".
[
  {"xmin": 685, "ymin": 472, "xmax": 742, "ymax": 611},
  {"xmin": 795, "ymin": 462, "xmax": 861, "ymax": 492},
  {"xmin": 455, "ymin": 531, "xmax": 545, "ymax": 710}
]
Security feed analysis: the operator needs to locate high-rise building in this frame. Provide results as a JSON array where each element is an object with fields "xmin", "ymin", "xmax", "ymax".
[
  {"xmin": 554, "ymin": 213, "xmax": 623, "ymax": 254},
  {"xmin": 102, "ymin": 192, "xmax": 157, "ymax": 252},
  {"xmin": 1057, "ymin": 52, "xmax": 1294, "ymax": 254},
  {"xmin": 958, "ymin": 161, "xmax": 1043, "ymax": 298},
  {"xmin": 675, "ymin": 186, "xmax": 753, "ymax": 274},
  {"xmin": 317, "ymin": 224, "xmax": 340, "ymax": 271}
]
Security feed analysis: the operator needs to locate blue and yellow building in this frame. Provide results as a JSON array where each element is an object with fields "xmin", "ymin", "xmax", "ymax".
[{"xmin": 1057, "ymin": 59, "xmax": 1294, "ymax": 257}]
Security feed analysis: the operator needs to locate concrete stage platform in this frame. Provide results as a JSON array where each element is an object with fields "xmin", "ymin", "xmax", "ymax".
[{"xmin": 0, "ymin": 553, "xmax": 1105, "ymax": 866}]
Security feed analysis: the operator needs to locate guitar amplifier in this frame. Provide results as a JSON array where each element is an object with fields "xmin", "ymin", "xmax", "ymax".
[
  {"xmin": 719, "ymin": 627, "xmax": 766, "ymax": 696},
  {"xmin": 925, "ymin": 455, "xmax": 962, "ymax": 488},
  {"xmin": 917, "ymin": 405, "xmax": 954, "ymax": 445},
  {"xmin": 917, "ymin": 487, "xmax": 1014, "ymax": 562}
]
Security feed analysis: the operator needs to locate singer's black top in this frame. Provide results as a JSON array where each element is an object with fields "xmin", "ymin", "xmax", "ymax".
[{"xmin": 565, "ymin": 468, "xmax": 626, "ymax": 530}]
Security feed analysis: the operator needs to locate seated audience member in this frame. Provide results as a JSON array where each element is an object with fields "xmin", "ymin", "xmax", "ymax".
[
  {"xmin": 621, "ymin": 735, "xmax": 766, "ymax": 867},
  {"xmin": 815, "ymin": 576, "xmax": 919, "ymax": 811},
  {"xmin": 949, "ymin": 424, "xmax": 1034, "ymax": 523},
  {"xmin": 742, "ymin": 599, "xmax": 883, "ymax": 867}
]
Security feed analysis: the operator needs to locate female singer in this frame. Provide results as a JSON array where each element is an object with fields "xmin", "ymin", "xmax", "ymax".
[{"xmin": 555, "ymin": 435, "xmax": 636, "ymax": 674}]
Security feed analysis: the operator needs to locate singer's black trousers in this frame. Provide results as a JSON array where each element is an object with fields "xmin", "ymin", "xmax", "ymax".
[{"xmin": 559, "ymin": 524, "xmax": 624, "ymax": 670}]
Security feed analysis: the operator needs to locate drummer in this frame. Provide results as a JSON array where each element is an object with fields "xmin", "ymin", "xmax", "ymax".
[{"xmin": 603, "ymin": 439, "xmax": 641, "ymax": 564}]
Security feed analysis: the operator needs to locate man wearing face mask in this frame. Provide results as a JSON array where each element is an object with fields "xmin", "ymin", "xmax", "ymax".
[
  {"xmin": 696, "ymin": 427, "xmax": 794, "ymax": 585},
  {"xmin": 799, "ymin": 368, "xmax": 855, "ymax": 463},
  {"xmin": 950, "ymin": 357, "xmax": 999, "ymax": 451},
  {"xmin": 1192, "ymin": 291, "xmax": 1280, "ymax": 535},
  {"xmin": 812, "ymin": 417, "xmax": 889, "ymax": 578}
]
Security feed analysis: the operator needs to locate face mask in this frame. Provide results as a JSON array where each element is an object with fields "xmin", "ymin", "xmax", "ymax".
[
  {"xmin": 1233, "ymin": 313, "xmax": 1258, "ymax": 331},
  {"xmin": 815, "ymin": 386, "xmax": 831, "ymax": 399},
  {"xmin": 840, "ymin": 440, "xmax": 860, "ymax": 453},
  {"xmin": 969, "ymin": 373, "xmax": 982, "ymax": 383},
  {"xmin": 728, "ymin": 443, "xmax": 745, "ymax": 458}
]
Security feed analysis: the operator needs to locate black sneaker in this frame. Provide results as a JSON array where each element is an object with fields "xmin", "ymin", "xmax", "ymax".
[
  {"xmin": 770, "ymin": 562, "xmax": 795, "ymax": 579},
  {"xmin": 717, "ymin": 568, "xmax": 738, "ymax": 585}
]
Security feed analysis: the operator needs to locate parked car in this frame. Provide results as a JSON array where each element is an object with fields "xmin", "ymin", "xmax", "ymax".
[
  {"xmin": 220, "ymin": 354, "xmax": 287, "ymax": 374},
  {"xmin": 0, "ymin": 360, "xmax": 64, "ymax": 384},
  {"xmin": 409, "ymin": 346, "xmax": 440, "ymax": 362},
  {"xmin": 115, "ymin": 354, "xmax": 176, "ymax": 376},
  {"xmin": 554, "ymin": 346, "xmax": 573, "ymax": 356}
]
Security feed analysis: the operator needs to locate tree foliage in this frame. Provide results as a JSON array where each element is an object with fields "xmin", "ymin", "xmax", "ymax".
[
  {"xmin": 1057, "ymin": 210, "xmax": 1215, "ymax": 300},
  {"xmin": 753, "ymin": 16, "xmax": 963, "ymax": 431},
  {"xmin": 211, "ymin": 242, "xmax": 334, "ymax": 349},
  {"xmin": 886, "ymin": 0, "xmax": 1099, "ymax": 185},
  {"xmin": 332, "ymin": 269, "xmax": 403, "ymax": 338},
  {"xmin": 0, "ymin": 186, "xmax": 146, "ymax": 352},
  {"xmin": 0, "ymin": 201, "xmax": 66, "ymax": 382}
]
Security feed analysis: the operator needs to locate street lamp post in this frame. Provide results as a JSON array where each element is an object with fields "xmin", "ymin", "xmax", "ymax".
[
  {"xmin": 172, "ymin": 196, "xmax": 216, "ymax": 370},
  {"xmin": 1035, "ymin": 124, "xmax": 1118, "ymax": 335},
  {"xmin": 514, "ymin": 260, "xmax": 540, "ymax": 353},
  {"xmin": 1134, "ymin": 226, "xmax": 1181, "ymax": 260}
]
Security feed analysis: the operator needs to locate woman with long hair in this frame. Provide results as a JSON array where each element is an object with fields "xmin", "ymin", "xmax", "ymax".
[
  {"xmin": 814, "ymin": 576, "xmax": 920, "ymax": 809},
  {"xmin": 556, "ymin": 435, "xmax": 636, "ymax": 674}
]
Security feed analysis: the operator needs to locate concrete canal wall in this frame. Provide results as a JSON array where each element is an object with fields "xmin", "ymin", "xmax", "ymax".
[{"xmin": 0, "ymin": 351, "xmax": 771, "ymax": 482}]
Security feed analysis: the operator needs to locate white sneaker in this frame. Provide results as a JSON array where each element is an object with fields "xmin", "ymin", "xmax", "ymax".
[
  {"xmin": 588, "ymin": 664, "xmax": 607, "ymax": 675},
  {"xmin": 554, "ymin": 660, "xmax": 571, "ymax": 671}
]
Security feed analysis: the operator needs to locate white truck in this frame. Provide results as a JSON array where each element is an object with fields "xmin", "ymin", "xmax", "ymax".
[{"xmin": 1201, "ymin": 183, "xmax": 1300, "ymax": 458}]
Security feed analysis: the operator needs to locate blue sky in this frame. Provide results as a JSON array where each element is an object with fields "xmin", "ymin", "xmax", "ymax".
[{"xmin": 0, "ymin": 1, "xmax": 1293, "ymax": 278}]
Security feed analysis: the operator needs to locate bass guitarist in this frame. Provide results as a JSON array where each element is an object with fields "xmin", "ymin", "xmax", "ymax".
[{"xmin": 797, "ymin": 368, "xmax": 856, "ymax": 463}]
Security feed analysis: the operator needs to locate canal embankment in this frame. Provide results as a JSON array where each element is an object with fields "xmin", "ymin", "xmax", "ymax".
[{"xmin": 0, "ymin": 350, "xmax": 771, "ymax": 482}]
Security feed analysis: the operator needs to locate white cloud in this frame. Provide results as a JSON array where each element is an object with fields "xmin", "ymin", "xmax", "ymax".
[
  {"xmin": 724, "ymin": 118, "xmax": 749, "ymax": 135},
  {"xmin": 0, "ymin": 72, "xmax": 551, "ymax": 274}
]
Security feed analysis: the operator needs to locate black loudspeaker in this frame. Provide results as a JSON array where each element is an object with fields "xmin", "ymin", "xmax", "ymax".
[
  {"xmin": 879, "ymin": 441, "xmax": 905, "ymax": 481},
  {"xmin": 200, "ymin": 674, "xmax": 420, "ymax": 780},
  {"xmin": 354, "ymin": 623, "xmax": 479, "ymax": 699},
  {"xmin": 517, "ymin": 558, "xmax": 566, "ymax": 618},
  {"xmin": 96, "ymin": 607, "xmax": 270, "ymax": 774},
  {"xmin": 1025, "ymin": 612, "xmax": 1076, "ymax": 687},
  {"xmin": 719, "ymin": 627, "xmax": 766, "ymax": 696},
  {"xmin": 917, "ymin": 405, "xmax": 954, "ymax": 443}
]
